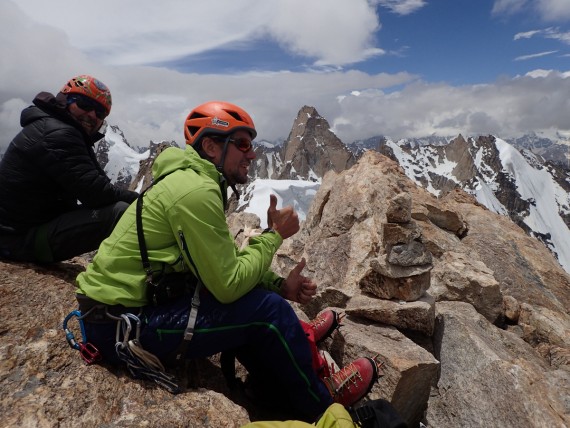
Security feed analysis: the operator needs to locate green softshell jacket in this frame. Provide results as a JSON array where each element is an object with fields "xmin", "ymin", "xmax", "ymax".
[{"xmin": 76, "ymin": 145, "xmax": 283, "ymax": 307}]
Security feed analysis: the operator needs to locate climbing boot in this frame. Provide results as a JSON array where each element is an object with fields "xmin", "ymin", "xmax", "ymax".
[
  {"xmin": 323, "ymin": 356, "xmax": 383, "ymax": 407},
  {"xmin": 307, "ymin": 309, "xmax": 343, "ymax": 343}
]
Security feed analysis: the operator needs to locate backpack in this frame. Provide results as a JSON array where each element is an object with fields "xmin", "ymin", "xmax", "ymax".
[{"xmin": 349, "ymin": 399, "xmax": 408, "ymax": 428}]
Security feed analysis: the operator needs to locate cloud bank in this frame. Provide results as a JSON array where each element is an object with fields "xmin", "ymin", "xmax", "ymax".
[{"xmin": 1, "ymin": 0, "xmax": 569, "ymax": 154}]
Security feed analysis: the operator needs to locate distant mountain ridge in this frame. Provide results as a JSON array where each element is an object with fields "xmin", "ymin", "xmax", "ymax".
[
  {"xmin": 506, "ymin": 131, "xmax": 570, "ymax": 168},
  {"xmin": 231, "ymin": 105, "xmax": 358, "ymax": 222},
  {"xmin": 348, "ymin": 132, "xmax": 570, "ymax": 166},
  {"xmin": 243, "ymin": 113, "xmax": 570, "ymax": 273}
]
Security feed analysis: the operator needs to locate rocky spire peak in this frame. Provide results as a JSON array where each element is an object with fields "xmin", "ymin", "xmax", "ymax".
[{"xmin": 278, "ymin": 106, "xmax": 356, "ymax": 181}]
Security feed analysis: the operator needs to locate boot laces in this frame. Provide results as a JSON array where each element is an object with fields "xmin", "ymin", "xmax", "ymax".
[
  {"xmin": 310, "ymin": 312, "xmax": 329, "ymax": 329},
  {"xmin": 309, "ymin": 311, "xmax": 345, "ymax": 333},
  {"xmin": 329, "ymin": 354, "xmax": 385, "ymax": 396},
  {"xmin": 330, "ymin": 362, "xmax": 364, "ymax": 395}
]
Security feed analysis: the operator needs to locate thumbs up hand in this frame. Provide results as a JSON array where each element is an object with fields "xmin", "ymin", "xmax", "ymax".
[
  {"xmin": 280, "ymin": 258, "xmax": 317, "ymax": 304},
  {"xmin": 266, "ymin": 194, "xmax": 299, "ymax": 239}
]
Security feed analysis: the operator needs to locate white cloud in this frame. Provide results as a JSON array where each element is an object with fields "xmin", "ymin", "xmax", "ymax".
[
  {"xmin": 515, "ymin": 50, "xmax": 558, "ymax": 60},
  {"xmin": 536, "ymin": 0, "xmax": 570, "ymax": 21},
  {"xmin": 515, "ymin": 27, "xmax": 570, "ymax": 45},
  {"xmin": 13, "ymin": 1, "xmax": 268, "ymax": 66},
  {"xmin": 492, "ymin": 0, "xmax": 528, "ymax": 16},
  {"xmin": 545, "ymin": 28, "xmax": 570, "ymax": 44},
  {"xmin": 331, "ymin": 72, "xmax": 570, "ymax": 141},
  {"xmin": 493, "ymin": 0, "xmax": 570, "ymax": 21},
  {"xmin": 525, "ymin": 69, "xmax": 555, "ymax": 77},
  {"xmin": 266, "ymin": 0, "xmax": 384, "ymax": 65},
  {"xmin": 375, "ymin": 0, "xmax": 427, "ymax": 15},
  {"xmin": 14, "ymin": 0, "xmax": 385, "ymax": 67},
  {"xmin": 514, "ymin": 29, "xmax": 544, "ymax": 40}
]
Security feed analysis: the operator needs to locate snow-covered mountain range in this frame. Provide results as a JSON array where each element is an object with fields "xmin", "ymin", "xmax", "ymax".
[
  {"xmin": 95, "ymin": 124, "xmax": 149, "ymax": 190},
  {"xmin": 349, "ymin": 131, "xmax": 570, "ymax": 167}
]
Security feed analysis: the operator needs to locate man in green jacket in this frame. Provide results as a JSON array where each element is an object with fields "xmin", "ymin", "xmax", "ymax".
[{"xmin": 75, "ymin": 101, "xmax": 379, "ymax": 422}]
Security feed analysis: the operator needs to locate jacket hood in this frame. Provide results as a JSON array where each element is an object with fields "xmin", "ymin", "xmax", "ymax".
[{"xmin": 152, "ymin": 145, "xmax": 221, "ymax": 183}]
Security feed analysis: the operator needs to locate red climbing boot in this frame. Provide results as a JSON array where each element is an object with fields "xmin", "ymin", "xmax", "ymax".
[
  {"xmin": 323, "ymin": 356, "xmax": 383, "ymax": 407},
  {"xmin": 307, "ymin": 309, "xmax": 343, "ymax": 343}
]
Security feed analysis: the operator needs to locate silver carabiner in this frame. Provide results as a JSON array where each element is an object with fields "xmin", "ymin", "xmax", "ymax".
[
  {"xmin": 116, "ymin": 314, "xmax": 131, "ymax": 347},
  {"xmin": 115, "ymin": 313, "xmax": 141, "ymax": 346}
]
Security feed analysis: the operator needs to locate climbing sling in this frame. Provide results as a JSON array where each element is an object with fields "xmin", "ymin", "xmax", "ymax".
[{"xmin": 114, "ymin": 312, "xmax": 180, "ymax": 394}]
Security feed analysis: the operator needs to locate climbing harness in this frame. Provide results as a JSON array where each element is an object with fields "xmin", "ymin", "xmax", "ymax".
[
  {"xmin": 114, "ymin": 312, "xmax": 181, "ymax": 394},
  {"xmin": 63, "ymin": 306, "xmax": 182, "ymax": 394},
  {"xmin": 62, "ymin": 310, "xmax": 102, "ymax": 364}
]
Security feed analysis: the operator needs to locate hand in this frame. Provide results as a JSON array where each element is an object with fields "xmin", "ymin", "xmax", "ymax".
[
  {"xmin": 267, "ymin": 194, "xmax": 299, "ymax": 240},
  {"xmin": 280, "ymin": 258, "xmax": 317, "ymax": 304}
]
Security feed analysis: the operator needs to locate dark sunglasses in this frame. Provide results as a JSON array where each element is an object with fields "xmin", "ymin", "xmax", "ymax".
[
  {"xmin": 212, "ymin": 136, "xmax": 254, "ymax": 152},
  {"xmin": 69, "ymin": 95, "xmax": 107, "ymax": 119},
  {"xmin": 229, "ymin": 137, "xmax": 254, "ymax": 152}
]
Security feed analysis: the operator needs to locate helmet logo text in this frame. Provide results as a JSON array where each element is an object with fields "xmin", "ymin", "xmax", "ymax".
[{"xmin": 211, "ymin": 117, "xmax": 229, "ymax": 128}]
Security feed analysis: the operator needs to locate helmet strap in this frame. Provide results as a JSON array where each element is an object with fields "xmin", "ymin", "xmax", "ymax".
[
  {"xmin": 216, "ymin": 135, "xmax": 240, "ymax": 201},
  {"xmin": 215, "ymin": 135, "xmax": 231, "ymax": 174},
  {"xmin": 230, "ymin": 184, "xmax": 240, "ymax": 201}
]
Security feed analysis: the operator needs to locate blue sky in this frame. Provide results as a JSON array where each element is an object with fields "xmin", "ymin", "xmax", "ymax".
[
  {"xmin": 165, "ymin": 0, "xmax": 570, "ymax": 85},
  {"xmin": 1, "ymin": 0, "xmax": 569, "ymax": 151},
  {"xmin": 373, "ymin": 0, "xmax": 533, "ymax": 84}
]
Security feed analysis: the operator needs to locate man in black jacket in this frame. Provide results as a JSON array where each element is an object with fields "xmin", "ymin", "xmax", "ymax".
[{"xmin": 0, "ymin": 75, "xmax": 138, "ymax": 263}]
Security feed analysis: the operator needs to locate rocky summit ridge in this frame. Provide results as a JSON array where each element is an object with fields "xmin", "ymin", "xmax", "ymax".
[{"xmin": 1, "ymin": 148, "xmax": 569, "ymax": 427}]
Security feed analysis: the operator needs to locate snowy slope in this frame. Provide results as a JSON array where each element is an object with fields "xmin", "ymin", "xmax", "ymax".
[
  {"xmin": 386, "ymin": 136, "xmax": 570, "ymax": 272},
  {"xmin": 238, "ymin": 179, "xmax": 320, "ymax": 229},
  {"xmin": 99, "ymin": 125, "xmax": 149, "ymax": 186},
  {"xmin": 495, "ymin": 138, "xmax": 570, "ymax": 271},
  {"xmin": 101, "ymin": 128, "xmax": 320, "ymax": 230}
]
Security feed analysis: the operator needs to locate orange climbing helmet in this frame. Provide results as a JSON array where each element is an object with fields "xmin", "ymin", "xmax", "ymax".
[
  {"xmin": 60, "ymin": 75, "xmax": 112, "ymax": 116},
  {"xmin": 184, "ymin": 101, "xmax": 256, "ymax": 148}
]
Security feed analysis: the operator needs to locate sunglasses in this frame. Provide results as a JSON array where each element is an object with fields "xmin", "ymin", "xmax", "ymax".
[
  {"xmin": 212, "ymin": 136, "xmax": 254, "ymax": 152},
  {"xmin": 69, "ymin": 95, "xmax": 107, "ymax": 119},
  {"xmin": 229, "ymin": 137, "xmax": 254, "ymax": 152}
]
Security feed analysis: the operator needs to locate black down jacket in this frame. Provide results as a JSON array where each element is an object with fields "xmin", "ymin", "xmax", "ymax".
[{"xmin": 0, "ymin": 91, "xmax": 138, "ymax": 230}]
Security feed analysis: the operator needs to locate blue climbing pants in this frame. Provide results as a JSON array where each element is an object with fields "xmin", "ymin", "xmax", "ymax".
[{"xmin": 82, "ymin": 288, "xmax": 333, "ymax": 420}]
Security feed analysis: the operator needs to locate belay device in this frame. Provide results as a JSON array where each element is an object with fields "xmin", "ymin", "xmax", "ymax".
[{"xmin": 62, "ymin": 309, "xmax": 102, "ymax": 364}]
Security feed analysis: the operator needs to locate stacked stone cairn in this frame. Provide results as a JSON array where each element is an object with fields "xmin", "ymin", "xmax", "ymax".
[{"xmin": 347, "ymin": 193, "xmax": 435, "ymax": 336}]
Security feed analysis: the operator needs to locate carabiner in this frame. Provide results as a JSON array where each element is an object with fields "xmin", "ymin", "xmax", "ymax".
[
  {"xmin": 63, "ymin": 310, "xmax": 86, "ymax": 350},
  {"xmin": 115, "ymin": 313, "xmax": 142, "ymax": 347},
  {"xmin": 63, "ymin": 309, "xmax": 101, "ymax": 365}
]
